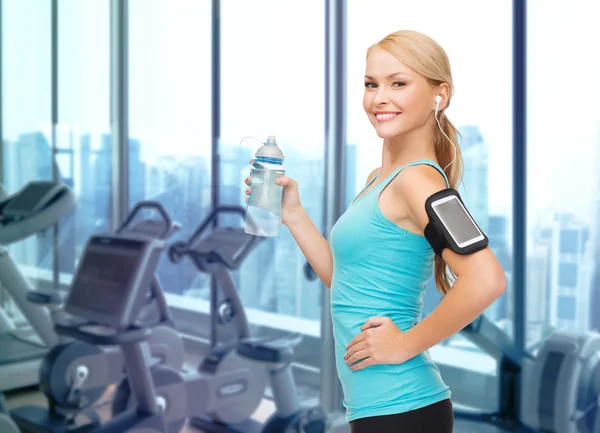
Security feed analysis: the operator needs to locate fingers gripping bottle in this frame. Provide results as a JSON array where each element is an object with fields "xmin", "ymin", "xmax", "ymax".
[{"xmin": 244, "ymin": 135, "xmax": 285, "ymax": 236}]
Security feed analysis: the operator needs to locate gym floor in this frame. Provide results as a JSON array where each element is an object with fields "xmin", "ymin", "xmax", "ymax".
[
  {"xmin": 1, "ymin": 353, "xmax": 513, "ymax": 433},
  {"xmin": 3, "ymin": 385, "xmax": 277, "ymax": 433},
  {"xmin": 3, "ymin": 386, "xmax": 515, "ymax": 433}
]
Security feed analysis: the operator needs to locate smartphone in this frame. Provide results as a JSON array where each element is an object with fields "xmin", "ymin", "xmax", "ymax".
[{"xmin": 430, "ymin": 194, "xmax": 485, "ymax": 248}]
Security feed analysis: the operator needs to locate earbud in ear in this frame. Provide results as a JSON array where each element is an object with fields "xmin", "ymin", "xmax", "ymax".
[{"xmin": 435, "ymin": 95, "xmax": 442, "ymax": 106}]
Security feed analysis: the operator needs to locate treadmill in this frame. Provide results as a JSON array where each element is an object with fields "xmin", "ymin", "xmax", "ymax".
[{"xmin": 0, "ymin": 181, "xmax": 75, "ymax": 391}]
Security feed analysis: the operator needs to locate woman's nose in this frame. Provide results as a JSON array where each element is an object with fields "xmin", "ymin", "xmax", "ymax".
[{"xmin": 373, "ymin": 87, "xmax": 390, "ymax": 105}]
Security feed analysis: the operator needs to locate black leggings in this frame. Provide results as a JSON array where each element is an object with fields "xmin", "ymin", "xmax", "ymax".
[{"xmin": 349, "ymin": 398, "xmax": 454, "ymax": 433}]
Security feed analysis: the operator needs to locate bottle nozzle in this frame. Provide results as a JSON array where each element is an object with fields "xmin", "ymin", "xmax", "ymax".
[{"xmin": 266, "ymin": 135, "xmax": 277, "ymax": 144}]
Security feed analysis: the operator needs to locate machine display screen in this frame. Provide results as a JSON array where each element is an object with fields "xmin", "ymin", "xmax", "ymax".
[
  {"xmin": 4, "ymin": 182, "xmax": 57, "ymax": 216},
  {"xmin": 66, "ymin": 237, "xmax": 145, "ymax": 321}
]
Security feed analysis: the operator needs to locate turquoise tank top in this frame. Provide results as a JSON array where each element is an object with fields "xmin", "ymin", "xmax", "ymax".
[{"xmin": 330, "ymin": 159, "xmax": 452, "ymax": 422}]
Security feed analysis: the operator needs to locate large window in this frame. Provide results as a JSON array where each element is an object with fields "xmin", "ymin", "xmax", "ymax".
[
  {"xmin": 1, "ymin": 0, "xmax": 52, "ymax": 275},
  {"xmin": 128, "ymin": 0, "xmax": 212, "ymax": 297},
  {"xmin": 347, "ymin": 0, "xmax": 513, "ymax": 412},
  {"xmin": 58, "ymin": 0, "xmax": 110, "ymax": 269},
  {"xmin": 220, "ymin": 0, "xmax": 326, "ymax": 323},
  {"xmin": 1, "ymin": 1, "xmax": 109, "ymax": 278},
  {"xmin": 527, "ymin": 1, "xmax": 600, "ymax": 342}
]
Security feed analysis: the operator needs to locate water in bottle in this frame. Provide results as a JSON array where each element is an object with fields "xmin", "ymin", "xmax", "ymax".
[{"xmin": 244, "ymin": 135, "xmax": 285, "ymax": 237}]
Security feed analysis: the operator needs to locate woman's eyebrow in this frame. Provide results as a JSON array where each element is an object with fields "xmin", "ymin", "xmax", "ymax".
[{"xmin": 364, "ymin": 72, "xmax": 408, "ymax": 79}]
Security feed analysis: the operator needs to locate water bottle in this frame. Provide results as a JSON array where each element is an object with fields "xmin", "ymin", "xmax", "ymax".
[{"xmin": 244, "ymin": 135, "xmax": 285, "ymax": 237}]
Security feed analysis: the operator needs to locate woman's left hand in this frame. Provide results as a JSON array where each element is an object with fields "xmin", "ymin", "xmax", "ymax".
[{"xmin": 344, "ymin": 316, "xmax": 412, "ymax": 371}]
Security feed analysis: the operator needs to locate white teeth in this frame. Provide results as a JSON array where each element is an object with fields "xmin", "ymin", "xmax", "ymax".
[{"xmin": 376, "ymin": 113, "xmax": 398, "ymax": 120}]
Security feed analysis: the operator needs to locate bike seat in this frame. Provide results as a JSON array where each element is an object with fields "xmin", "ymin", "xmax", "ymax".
[{"xmin": 237, "ymin": 334, "xmax": 302, "ymax": 364}]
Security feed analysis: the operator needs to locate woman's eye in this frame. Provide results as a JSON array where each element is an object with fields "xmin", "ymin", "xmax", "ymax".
[{"xmin": 364, "ymin": 82, "xmax": 376, "ymax": 89}]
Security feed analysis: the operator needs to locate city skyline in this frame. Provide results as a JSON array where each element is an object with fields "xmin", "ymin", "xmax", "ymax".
[
  {"xmin": 4, "ymin": 121, "xmax": 597, "ymax": 342},
  {"xmin": 3, "ymin": 0, "xmax": 600, "ymax": 348},
  {"xmin": 20, "ymin": 118, "xmax": 600, "ymax": 242},
  {"xmin": 4, "ymin": 1, "xmax": 599, "ymax": 219}
]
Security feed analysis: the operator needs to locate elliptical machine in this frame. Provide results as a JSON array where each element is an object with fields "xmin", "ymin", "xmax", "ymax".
[
  {"xmin": 0, "ymin": 180, "xmax": 74, "ymax": 433},
  {"xmin": 0, "ymin": 180, "xmax": 76, "ymax": 393},
  {"xmin": 10, "ymin": 201, "xmax": 186, "ymax": 433},
  {"xmin": 166, "ymin": 205, "xmax": 329, "ymax": 432}
]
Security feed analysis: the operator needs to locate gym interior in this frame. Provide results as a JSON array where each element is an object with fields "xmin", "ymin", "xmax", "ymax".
[{"xmin": 1, "ymin": 1, "xmax": 599, "ymax": 432}]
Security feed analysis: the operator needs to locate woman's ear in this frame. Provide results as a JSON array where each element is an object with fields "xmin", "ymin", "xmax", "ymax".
[{"xmin": 437, "ymin": 83, "xmax": 450, "ymax": 110}]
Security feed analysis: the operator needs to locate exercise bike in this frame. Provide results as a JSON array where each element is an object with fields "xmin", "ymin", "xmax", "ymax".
[
  {"xmin": 45, "ymin": 204, "xmax": 329, "ymax": 433},
  {"xmin": 51, "ymin": 224, "xmax": 189, "ymax": 432},
  {"xmin": 167, "ymin": 205, "xmax": 329, "ymax": 432},
  {"xmin": 10, "ymin": 201, "xmax": 186, "ymax": 433}
]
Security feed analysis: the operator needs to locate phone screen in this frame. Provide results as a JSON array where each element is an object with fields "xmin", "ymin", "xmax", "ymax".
[{"xmin": 432, "ymin": 196, "xmax": 482, "ymax": 246}]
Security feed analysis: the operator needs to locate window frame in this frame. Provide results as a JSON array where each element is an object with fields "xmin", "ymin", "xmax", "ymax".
[{"xmin": 0, "ymin": 0, "xmax": 529, "ymax": 423}]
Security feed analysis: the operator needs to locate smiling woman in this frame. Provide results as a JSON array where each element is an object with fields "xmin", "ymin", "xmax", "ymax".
[
  {"xmin": 361, "ymin": 33, "xmax": 464, "ymax": 299},
  {"xmin": 346, "ymin": 0, "xmax": 514, "ymax": 422},
  {"xmin": 362, "ymin": 40, "xmax": 461, "ymax": 185},
  {"xmin": 336, "ymin": 30, "xmax": 505, "ymax": 433},
  {"xmin": 266, "ymin": 28, "xmax": 505, "ymax": 433}
]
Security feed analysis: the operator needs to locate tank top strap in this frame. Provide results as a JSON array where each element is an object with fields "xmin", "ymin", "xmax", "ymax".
[
  {"xmin": 351, "ymin": 169, "xmax": 380, "ymax": 206},
  {"xmin": 379, "ymin": 159, "xmax": 450, "ymax": 189}
]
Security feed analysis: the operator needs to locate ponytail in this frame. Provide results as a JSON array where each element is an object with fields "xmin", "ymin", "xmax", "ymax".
[{"xmin": 433, "ymin": 113, "xmax": 463, "ymax": 296}]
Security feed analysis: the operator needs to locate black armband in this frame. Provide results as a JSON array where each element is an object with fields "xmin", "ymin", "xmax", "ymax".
[{"xmin": 424, "ymin": 189, "xmax": 489, "ymax": 256}]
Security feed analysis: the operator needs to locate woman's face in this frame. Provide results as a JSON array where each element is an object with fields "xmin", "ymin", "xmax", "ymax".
[{"xmin": 363, "ymin": 47, "xmax": 437, "ymax": 140}]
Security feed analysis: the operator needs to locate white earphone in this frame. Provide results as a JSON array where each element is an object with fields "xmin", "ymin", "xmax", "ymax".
[{"xmin": 434, "ymin": 95, "xmax": 457, "ymax": 172}]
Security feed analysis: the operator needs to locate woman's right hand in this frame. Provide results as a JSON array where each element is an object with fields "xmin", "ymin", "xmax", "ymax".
[{"xmin": 244, "ymin": 162, "xmax": 304, "ymax": 227}]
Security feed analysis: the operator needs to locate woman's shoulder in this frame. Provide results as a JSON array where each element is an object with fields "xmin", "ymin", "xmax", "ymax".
[
  {"xmin": 365, "ymin": 167, "xmax": 381, "ymax": 185},
  {"xmin": 390, "ymin": 165, "xmax": 447, "ymax": 228}
]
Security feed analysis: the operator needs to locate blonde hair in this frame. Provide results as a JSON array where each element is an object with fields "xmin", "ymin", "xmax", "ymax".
[{"xmin": 367, "ymin": 30, "xmax": 464, "ymax": 296}]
